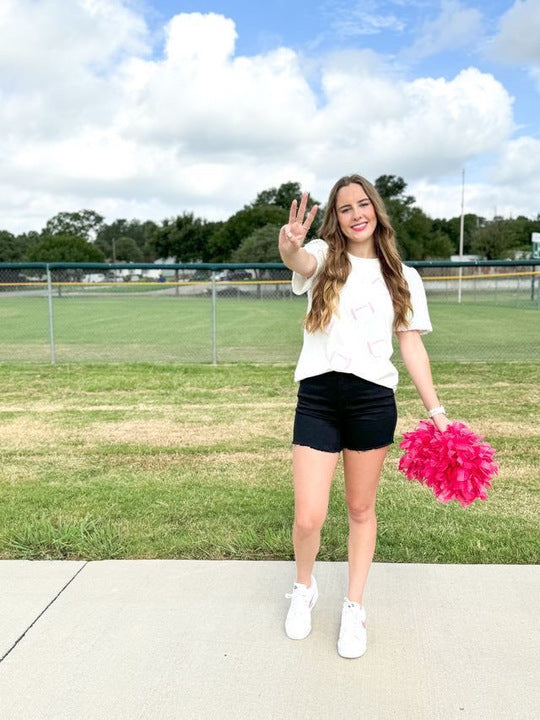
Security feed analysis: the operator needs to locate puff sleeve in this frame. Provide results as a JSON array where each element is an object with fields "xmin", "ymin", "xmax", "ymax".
[
  {"xmin": 397, "ymin": 265, "xmax": 432, "ymax": 334},
  {"xmin": 291, "ymin": 239, "xmax": 329, "ymax": 295}
]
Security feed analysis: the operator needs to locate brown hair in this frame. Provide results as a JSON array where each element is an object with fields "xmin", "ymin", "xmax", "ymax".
[{"xmin": 304, "ymin": 174, "xmax": 413, "ymax": 333}]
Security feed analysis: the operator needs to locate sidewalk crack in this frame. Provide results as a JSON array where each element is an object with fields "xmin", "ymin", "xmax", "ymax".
[{"xmin": 0, "ymin": 561, "xmax": 89, "ymax": 664}]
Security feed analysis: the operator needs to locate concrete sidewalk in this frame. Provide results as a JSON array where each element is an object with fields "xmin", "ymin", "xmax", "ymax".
[{"xmin": 0, "ymin": 560, "xmax": 538, "ymax": 720}]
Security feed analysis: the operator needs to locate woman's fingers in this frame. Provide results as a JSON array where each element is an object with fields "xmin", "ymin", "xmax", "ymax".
[
  {"xmin": 281, "ymin": 226, "xmax": 294, "ymax": 242},
  {"xmin": 303, "ymin": 204, "xmax": 319, "ymax": 233},
  {"xmin": 296, "ymin": 193, "xmax": 308, "ymax": 223},
  {"xmin": 287, "ymin": 192, "xmax": 318, "ymax": 237},
  {"xmin": 288, "ymin": 199, "xmax": 297, "ymax": 225}
]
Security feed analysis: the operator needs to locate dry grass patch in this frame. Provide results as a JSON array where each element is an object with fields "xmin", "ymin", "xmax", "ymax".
[
  {"xmin": 87, "ymin": 416, "xmax": 285, "ymax": 447},
  {"xmin": 0, "ymin": 418, "xmax": 65, "ymax": 448},
  {"xmin": 480, "ymin": 420, "xmax": 539, "ymax": 438},
  {"xmin": 395, "ymin": 414, "xmax": 539, "ymax": 439},
  {"xmin": 0, "ymin": 462, "xmax": 43, "ymax": 485},
  {"xmin": 133, "ymin": 449, "xmax": 291, "ymax": 483},
  {"xmin": 0, "ymin": 404, "xmax": 291, "ymax": 451}
]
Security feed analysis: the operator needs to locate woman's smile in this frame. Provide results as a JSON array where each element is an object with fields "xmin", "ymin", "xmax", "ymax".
[{"xmin": 336, "ymin": 183, "xmax": 378, "ymax": 257}]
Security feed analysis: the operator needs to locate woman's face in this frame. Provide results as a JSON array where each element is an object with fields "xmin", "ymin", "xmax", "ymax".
[{"xmin": 335, "ymin": 183, "xmax": 378, "ymax": 257}]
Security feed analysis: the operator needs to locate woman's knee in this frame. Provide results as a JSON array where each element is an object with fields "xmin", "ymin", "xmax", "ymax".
[
  {"xmin": 294, "ymin": 512, "xmax": 326, "ymax": 535},
  {"xmin": 347, "ymin": 501, "xmax": 376, "ymax": 525}
]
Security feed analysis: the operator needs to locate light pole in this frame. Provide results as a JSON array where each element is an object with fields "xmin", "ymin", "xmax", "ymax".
[{"xmin": 458, "ymin": 168, "xmax": 465, "ymax": 304}]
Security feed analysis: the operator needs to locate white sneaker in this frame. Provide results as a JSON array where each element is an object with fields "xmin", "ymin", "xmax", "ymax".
[
  {"xmin": 337, "ymin": 598, "xmax": 367, "ymax": 658},
  {"xmin": 285, "ymin": 576, "xmax": 319, "ymax": 640}
]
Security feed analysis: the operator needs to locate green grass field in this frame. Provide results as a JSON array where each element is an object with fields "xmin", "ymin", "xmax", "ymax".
[
  {"xmin": 0, "ymin": 294, "xmax": 539, "ymax": 363},
  {"xmin": 0, "ymin": 361, "xmax": 538, "ymax": 563}
]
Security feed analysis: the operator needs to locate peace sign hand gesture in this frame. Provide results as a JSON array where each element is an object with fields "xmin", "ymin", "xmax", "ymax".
[{"xmin": 279, "ymin": 193, "xmax": 319, "ymax": 257}]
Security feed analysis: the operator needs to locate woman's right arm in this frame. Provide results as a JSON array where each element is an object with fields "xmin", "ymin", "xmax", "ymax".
[{"xmin": 279, "ymin": 193, "xmax": 319, "ymax": 278}]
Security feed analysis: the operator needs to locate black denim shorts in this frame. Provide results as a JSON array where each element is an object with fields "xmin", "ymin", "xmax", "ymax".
[{"xmin": 293, "ymin": 371, "xmax": 397, "ymax": 453}]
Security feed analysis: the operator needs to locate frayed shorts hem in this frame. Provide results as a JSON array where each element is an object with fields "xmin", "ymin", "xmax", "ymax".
[{"xmin": 292, "ymin": 439, "xmax": 394, "ymax": 454}]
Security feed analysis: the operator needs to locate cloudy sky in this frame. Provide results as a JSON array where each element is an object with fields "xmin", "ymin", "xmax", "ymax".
[{"xmin": 1, "ymin": 0, "xmax": 539, "ymax": 234}]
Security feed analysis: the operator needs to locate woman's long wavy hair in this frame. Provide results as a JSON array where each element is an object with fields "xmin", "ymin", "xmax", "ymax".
[{"xmin": 304, "ymin": 174, "xmax": 413, "ymax": 333}]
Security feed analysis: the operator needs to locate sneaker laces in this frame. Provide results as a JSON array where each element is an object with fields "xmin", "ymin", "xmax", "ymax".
[
  {"xmin": 285, "ymin": 584, "xmax": 311, "ymax": 613},
  {"xmin": 340, "ymin": 599, "xmax": 366, "ymax": 637}
]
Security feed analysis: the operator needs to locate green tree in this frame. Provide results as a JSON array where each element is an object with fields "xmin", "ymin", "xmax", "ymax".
[
  {"xmin": 252, "ymin": 181, "xmax": 321, "ymax": 236},
  {"xmin": 44, "ymin": 210, "xmax": 104, "ymax": 241},
  {"xmin": 198, "ymin": 221, "xmax": 224, "ymax": 262},
  {"xmin": 14, "ymin": 231, "xmax": 42, "ymax": 261},
  {"xmin": 96, "ymin": 219, "xmax": 158, "ymax": 261},
  {"xmin": 375, "ymin": 175, "xmax": 415, "ymax": 208},
  {"xmin": 231, "ymin": 224, "xmax": 282, "ymax": 263},
  {"xmin": 114, "ymin": 236, "xmax": 143, "ymax": 262},
  {"xmin": 470, "ymin": 217, "xmax": 539, "ymax": 259},
  {"xmin": 374, "ymin": 174, "xmax": 416, "ymax": 256},
  {"xmin": 424, "ymin": 230, "xmax": 454, "ymax": 259},
  {"xmin": 397, "ymin": 206, "xmax": 429, "ymax": 259},
  {"xmin": 432, "ymin": 214, "xmax": 483, "ymax": 256},
  {"xmin": 504, "ymin": 215, "xmax": 540, "ymax": 255},
  {"xmin": 28, "ymin": 234, "xmax": 105, "ymax": 262},
  {"xmin": 208, "ymin": 204, "xmax": 288, "ymax": 261},
  {"xmin": 252, "ymin": 181, "xmax": 303, "ymax": 210},
  {"xmin": 0, "ymin": 230, "xmax": 42, "ymax": 261},
  {"xmin": 470, "ymin": 220, "xmax": 510, "ymax": 259},
  {"xmin": 0, "ymin": 231, "xmax": 17, "ymax": 261},
  {"xmin": 151, "ymin": 213, "xmax": 207, "ymax": 262}
]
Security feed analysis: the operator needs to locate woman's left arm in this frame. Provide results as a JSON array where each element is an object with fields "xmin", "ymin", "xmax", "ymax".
[{"xmin": 396, "ymin": 330, "xmax": 449, "ymax": 432}]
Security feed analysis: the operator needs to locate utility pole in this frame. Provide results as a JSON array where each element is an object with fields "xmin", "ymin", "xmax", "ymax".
[{"xmin": 458, "ymin": 168, "xmax": 465, "ymax": 304}]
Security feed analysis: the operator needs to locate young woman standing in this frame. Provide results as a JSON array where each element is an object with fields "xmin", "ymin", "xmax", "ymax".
[{"xmin": 279, "ymin": 174, "xmax": 449, "ymax": 659}]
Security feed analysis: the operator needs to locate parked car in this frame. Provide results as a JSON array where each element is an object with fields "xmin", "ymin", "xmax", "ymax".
[
  {"xmin": 188, "ymin": 270, "xmax": 211, "ymax": 282},
  {"xmin": 215, "ymin": 269, "xmax": 252, "ymax": 282}
]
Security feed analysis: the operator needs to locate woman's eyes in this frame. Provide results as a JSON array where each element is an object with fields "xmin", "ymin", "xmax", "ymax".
[{"xmin": 340, "ymin": 202, "xmax": 370, "ymax": 212}]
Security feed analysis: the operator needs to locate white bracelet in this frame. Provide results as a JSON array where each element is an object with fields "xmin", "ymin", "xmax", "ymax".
[{"xmin": 428, "ymin": 405, "xmax": 446, "ymax": 418}]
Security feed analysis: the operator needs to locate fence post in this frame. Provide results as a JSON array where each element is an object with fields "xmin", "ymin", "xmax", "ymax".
[
  {"xmin": 46, "ymin": 264, "xmax": 56, "ymax": 364},
  {"xmin": 211, "ymin": 271, "xmax": 217, "ymax": 365}
]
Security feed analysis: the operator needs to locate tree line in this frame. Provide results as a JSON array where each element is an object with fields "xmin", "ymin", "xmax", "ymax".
[{"xmin": 0, "ymin": 176, "xmax": 538, "ymax": 264}]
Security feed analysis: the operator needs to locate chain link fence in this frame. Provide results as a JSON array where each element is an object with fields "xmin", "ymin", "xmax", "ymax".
[{"xmin": 0, "ymin": 261, "xmax": 538, "ymax": 364}]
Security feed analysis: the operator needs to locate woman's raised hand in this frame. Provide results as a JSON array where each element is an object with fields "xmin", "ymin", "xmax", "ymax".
[{"xmin": 279, "ymin": 193, "xmax": 318, "ymax": 256}]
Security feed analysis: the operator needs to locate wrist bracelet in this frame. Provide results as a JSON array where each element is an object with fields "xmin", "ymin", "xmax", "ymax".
[{"xmin": 428, "ymin": 405, "xmax": 446, "ymax": 418}]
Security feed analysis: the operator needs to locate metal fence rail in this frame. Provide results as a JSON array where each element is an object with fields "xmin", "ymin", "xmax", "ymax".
[{"xmin": 0, "ymin": 261, "xmax": 538, "ymax": 365}]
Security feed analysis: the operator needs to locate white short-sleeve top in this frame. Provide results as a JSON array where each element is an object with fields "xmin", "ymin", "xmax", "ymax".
[{"xmin": 292, "ymin": 238, "xmax": 432, "ymax": 390}]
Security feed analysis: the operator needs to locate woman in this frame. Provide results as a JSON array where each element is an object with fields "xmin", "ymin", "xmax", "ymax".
[{"xmin": 279, "ymin": 174, "xmax": 449, "ymax": 659}]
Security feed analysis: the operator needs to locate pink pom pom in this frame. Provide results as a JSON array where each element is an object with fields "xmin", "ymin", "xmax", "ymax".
[{"xmin": 398, "ymin": 421, "xmax": 499, "ymax": 507}]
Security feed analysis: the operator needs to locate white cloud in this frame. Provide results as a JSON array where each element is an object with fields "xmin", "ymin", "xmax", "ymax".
[
  {"xmin": 0, "ymin": 0, "xmax": 149, "ymax": 139},
  {"xmin": 403, "ymin": 0, "xmax": 483, "ymax": 61},
  {"xmin": 489, "ymin": 0, "xmax": 540, "ymax": 65},
  {"xmin": 332, "ymin": 13, "xmax": 405, "ymax": 37},
  {"xmin": 413, "ymin": 172, "xmax": 540, "ymax": 221},
  {"xmin": 493, "ymin": 136, "xmax": 540, "ymax": 184},
  {"xmin": 0, "ymin": 0, "xmax": 149, "ymax": 80},
  {"xmin": 120, "ymin": 13, "xmax": 317, "ymax": 153},
  {"xmin": 164, "ymin": 12, "xmax": 237, "ymax": 65},
  {"xmin": 324, "ymin": 0, "xmax": 406, "ymax": 38},
  {"xmin": 0, "ymin": 4, "xmax": 537, "ymax": 233},
  {"xmin": 412, "ymin": 136, "xmax": 540, "ymax": 220},
  {"xmin": 310, "ymin": 65, "xmax": 513, "ymax": 182}
]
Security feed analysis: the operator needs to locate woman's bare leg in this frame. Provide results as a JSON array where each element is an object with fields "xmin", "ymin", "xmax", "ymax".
[
  {"xmin": 342, "ymin": 446, "xmax": 389, "ymax": 603},
  {"xmin": 292, "ymin": 444, "xmax": 339, "ymax": 586}
]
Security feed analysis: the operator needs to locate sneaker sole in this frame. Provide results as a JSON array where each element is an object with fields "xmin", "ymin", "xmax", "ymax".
[{"xmin": 337, "ymin": 644, "xmax": 367, "ymax": 659}]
